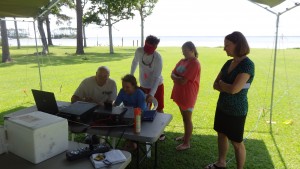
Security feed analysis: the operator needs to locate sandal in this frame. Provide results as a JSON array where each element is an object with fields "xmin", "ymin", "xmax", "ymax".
[
  {"xmin": 174, "ymin": 136, "xmax": 184, "ymax": 142},
  {"xmin": 159, "ymin": 134, "xmax": 166, "ymax": 141},
  {"xmin": 175, "ymin": 143, "xmax": 190, "ymax": 151},
  {"xmin": 204, "ymin": 163, "xmax": 226, "ymax": 169},
  {"xmin": 123, "ymin": 141, "xmax": 137, "ymax": 152}
]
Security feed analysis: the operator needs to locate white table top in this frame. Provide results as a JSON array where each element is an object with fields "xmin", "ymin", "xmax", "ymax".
[
  {"xmin": 4, "ymin": 101, "xmax": 173, "ymax": 143},
  {"xmin": 0, "ymin": 141, "xmax": 131, "ymax": 169},
  {"xmin": 86, "ymin": 112, "xmax": 172, "ymax": 143}
]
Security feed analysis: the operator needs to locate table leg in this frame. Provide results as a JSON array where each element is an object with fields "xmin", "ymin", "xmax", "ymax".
[
  {"xmin": 111, "ymin": 137, "xmax": 116, "ymax": 149},
  {"xmin": 136, "ymin": 142, "xmax": 140, "ymax": 169},
  {"xmin": 154, "ymin": 141, "xmax": 158, "ymax": 168}
]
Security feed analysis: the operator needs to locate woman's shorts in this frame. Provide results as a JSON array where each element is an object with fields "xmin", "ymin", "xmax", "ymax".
[
  {"xmin": 180, "ymin": 107, "xmax": 194, "ymax": 112},
  {"xmin": 214, "ymin": 108, "xmax": 246, "ymax": 143}
]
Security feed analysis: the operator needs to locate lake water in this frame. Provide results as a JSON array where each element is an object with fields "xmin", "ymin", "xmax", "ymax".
[{"xmin": 7, "ymin": 36, "xmax": 300, "ymax": 49}]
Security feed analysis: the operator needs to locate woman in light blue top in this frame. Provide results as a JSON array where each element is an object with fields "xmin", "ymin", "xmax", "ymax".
[
  {"xmin": 114, "ymin": 74, "xmax": 147, "ymax": 111},
  {"xmin": 114, "ymin": 74, "xmax": 146, "ymax": 151}
]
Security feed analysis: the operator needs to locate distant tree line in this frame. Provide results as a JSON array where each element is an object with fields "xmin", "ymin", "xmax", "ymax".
[
  {"xmin": 53, "ymin": 27, "xmax": 77, "ymax": 39},
  {"xmin": 7, "ymin": 28, "xmax": 29, "ymax": 38}
]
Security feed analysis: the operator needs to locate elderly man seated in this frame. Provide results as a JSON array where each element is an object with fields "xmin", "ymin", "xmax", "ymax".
[
  {"xmin": 71, "ymin": 66, "xmax": 117, "ymax": 144},
  {"xmin": 71, "ymin": 66, "xmax": 117, "ymax": 106}
]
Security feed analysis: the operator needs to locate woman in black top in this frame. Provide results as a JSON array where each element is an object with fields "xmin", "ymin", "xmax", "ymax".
[{"xmin": 205, "ymin": 31, "xmax": 255, "ymax": 169}]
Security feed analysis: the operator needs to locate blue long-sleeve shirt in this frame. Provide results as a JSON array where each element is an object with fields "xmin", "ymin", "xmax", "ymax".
[{"xmin": 114, "ymin": 88, "xmax": 147, "ymax": 111}]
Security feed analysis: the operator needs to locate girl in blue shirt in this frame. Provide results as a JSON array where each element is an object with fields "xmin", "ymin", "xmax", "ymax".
[
  {"xmin": 114, "ymin": 74, "xmax": 147, "ymax": 111},
  {"xmin": 114, "ymin": 74, "xmax": 146, "ymax": 151}
]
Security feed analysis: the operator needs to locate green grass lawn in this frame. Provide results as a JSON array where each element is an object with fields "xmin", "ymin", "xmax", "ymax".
[{"xmin": 0, "ymin": 46, "xmax": 299, "ymax": 169}]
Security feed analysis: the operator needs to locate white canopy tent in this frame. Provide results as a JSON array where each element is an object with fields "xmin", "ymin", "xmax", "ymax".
[
  {"xmin": 1, "ymin": 0, "xmax": 298, "ymax": 126},
  {"xmin": 0, "ymin": 0, "xmax": 61, "ymax": 90},
  {"xmin": 249, "ymin": 0, "xmax": 299, "ymax": 127}
]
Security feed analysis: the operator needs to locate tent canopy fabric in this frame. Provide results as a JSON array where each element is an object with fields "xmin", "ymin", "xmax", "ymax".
[
  {"xmin": 0, "ymin": 0, "xmax": 50, "ymax": 17},
  {"xmin": 250, "ymin": 0, "xmax": 286, "ymax": 7},
  {"xmin": 0, "ymin": 0, "xmax": 288, "ymax": 17}
]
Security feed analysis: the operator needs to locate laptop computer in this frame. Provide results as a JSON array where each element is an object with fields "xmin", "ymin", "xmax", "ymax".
[
  {"xmin": 31, "ymin": 89, "xmax": 98, "ymax": 122},
  {"xmin": 142, "ymin": 110, "xmax": 157, "ymax": 121}
]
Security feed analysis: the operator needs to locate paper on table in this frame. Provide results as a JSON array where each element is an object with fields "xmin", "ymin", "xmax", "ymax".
[{"xmin": 90, "ymin": 149, "xmax": 126, "ymax": 169}]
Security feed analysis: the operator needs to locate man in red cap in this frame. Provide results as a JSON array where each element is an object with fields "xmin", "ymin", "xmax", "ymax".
[{"xmin": 131, "ymin": 35, "xmax": 164, "ymax": 114}]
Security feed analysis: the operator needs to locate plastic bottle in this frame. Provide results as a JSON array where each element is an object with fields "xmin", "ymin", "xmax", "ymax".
[{"xmin": 134, "ymin": 108, "xmax": 141, "ymax": 134}]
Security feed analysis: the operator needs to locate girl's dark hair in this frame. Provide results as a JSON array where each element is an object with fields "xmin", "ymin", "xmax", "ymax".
[
  {"xmin": 225, "ymin": 31, "xmax": 250, "ymax": 57},
  {"xmin": 122, "ymin": 74, "xmax": 138, "ymax": 88},
  {"xmin": 182, "ymin": 41, "xmax": 198, "ymax": 58},
  {"xmin": 145, "ymin": 35, "xmax": 160, "ymax": 45}
]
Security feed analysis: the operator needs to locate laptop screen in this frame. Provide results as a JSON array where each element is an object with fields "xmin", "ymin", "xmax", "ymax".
[{"xmin": 31, "ymin": 89, "xmax": 59, "ymax": 115}]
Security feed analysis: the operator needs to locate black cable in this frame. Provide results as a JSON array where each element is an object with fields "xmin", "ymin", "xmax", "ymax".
[{"xmin": 115, "ymin": 128, "xmax": 126, "ymax": 148}]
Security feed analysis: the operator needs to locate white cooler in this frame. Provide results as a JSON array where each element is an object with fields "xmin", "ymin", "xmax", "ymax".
[
  {"xmin": 4, "ymin": 111, "xmax": 68, "ymax": 164},
  {"xmin": 0, "ymin": 126, "xmax": 6, "ymax": 154}
]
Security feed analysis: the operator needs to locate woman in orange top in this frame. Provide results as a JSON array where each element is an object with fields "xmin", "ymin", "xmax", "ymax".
[{"xmin": 171, "ymin": 41, "xmax": 201, "ymax": 151}]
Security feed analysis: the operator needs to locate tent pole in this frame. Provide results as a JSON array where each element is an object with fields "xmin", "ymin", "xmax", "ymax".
[
  {"xmin": 33, "ymin": 21, "xmax": 43, "ymax": 90},
  {"xmin": 270, "ymin": 14, "xmax": 280, "ymax": 130},
  {"xmin": 268, "ymin": 3, "xmax": 299, "ymax": 130},
  {"xmin": 248, "ymin": 2, "xmax": 299, "ymax": 131}
]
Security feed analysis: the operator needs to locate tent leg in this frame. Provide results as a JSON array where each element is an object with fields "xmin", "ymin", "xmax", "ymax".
[
  {"xmin": 33, "ymin": 21, "xmax": 43, "ymax": 90},
  {"xmin": 249, "ymin": 0, "xmax": 300, "ymax": 133},
  {"xmin": 270, "ymin": 14, "xmax": 280, "ymax": 131}
]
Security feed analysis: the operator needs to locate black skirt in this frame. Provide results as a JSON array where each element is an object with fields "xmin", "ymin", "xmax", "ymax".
[{"xmin": 214, "ymin": 107, "xmax": 247, "ymax": 143}]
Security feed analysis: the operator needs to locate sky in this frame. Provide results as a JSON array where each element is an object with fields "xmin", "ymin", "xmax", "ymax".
[{"xmin": 5, "ymin": 0, "xmax": 300, "ymax": 37}]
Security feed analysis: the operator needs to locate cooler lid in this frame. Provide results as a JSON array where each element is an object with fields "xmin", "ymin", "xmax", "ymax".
[{"xmin": 6, "ymin": 111, "xmax": 67, "ymax": 129}]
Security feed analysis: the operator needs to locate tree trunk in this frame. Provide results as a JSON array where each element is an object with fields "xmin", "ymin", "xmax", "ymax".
[
  {"xmin": 83, "ymin": 25, "xmax": 87, "ymax": 47},
  {"xmin": 139, "ymin": 7, "xmax": 144, "ymax": 47},
  {"xmin": 45, "ymin": 15, "xmax": 53, "ymax": 46},
  {"xmin": 37, "ymin": 18, "xmax": 48, "ymax": 54},
  {"xmin": 1, "ymin": 20, "xmax": 11, "ymax": 63},
  {"xmin": 13, "ymin": 17, "xmax": 21, "ymax": 49},
  {"xmin": 108, "ymin": 6, "xmax": 114, "ymax": 54},
  {"xmin": 76, "ymin": 0, "xmax": 84, "ymax": 54}
]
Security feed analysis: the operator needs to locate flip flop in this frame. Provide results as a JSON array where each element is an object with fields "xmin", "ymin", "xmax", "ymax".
[
  {"xmin": 174, "ymin": 136, "xmax": 184, "ymax": 142},
  {"xmin": 204, "ymin": 163, "xmax": 226, "ymax": 169},
  {"xmin": 175, "ymin": 144, "xmax": 190, "ymax": 151},
  {"xmin": 159, "ymin": 134, "xmax": 166, "ymax": 141}
]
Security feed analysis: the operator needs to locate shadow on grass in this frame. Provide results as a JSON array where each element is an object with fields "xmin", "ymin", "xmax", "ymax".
[
  {"xmin": 0, "ymin": 106, "xmax": 28, "ymax": 125},
  {"xmin": 0, "ymin": 52, "xmax": 133, "ymax": 68},
  {"xmin": 270, "ymin": 126, "xmax": 287, "ymax": 169},
  {"xmin": 125, "ymin": 132, "xmax": 274, "ymax": 169},
  {"xmin": 117, "ymin": 48, "xmax": 136, "ymax": 52}
]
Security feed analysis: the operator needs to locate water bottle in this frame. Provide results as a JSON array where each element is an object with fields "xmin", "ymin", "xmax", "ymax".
[{"xmin": 134, "ymin": 108, "xmax": 141, "ymax": 134}]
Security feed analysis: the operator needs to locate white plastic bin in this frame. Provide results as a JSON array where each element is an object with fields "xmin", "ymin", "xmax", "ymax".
[{"xmin": 5, "ymin": 111, "xmax": 68, "ymax": 164}]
